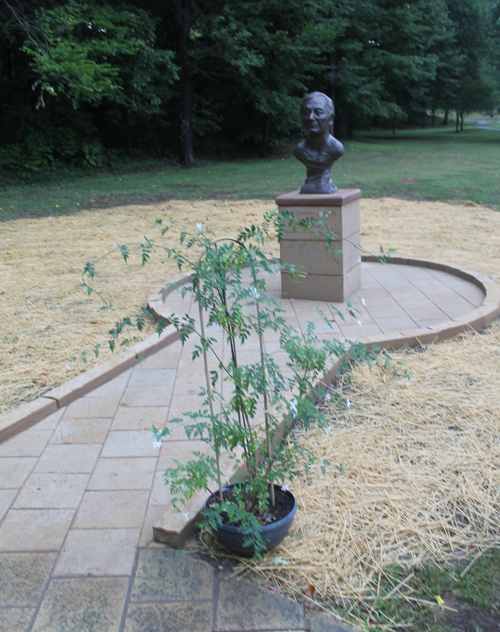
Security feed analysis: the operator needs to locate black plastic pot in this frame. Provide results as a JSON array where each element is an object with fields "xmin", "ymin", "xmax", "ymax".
[{"xmin": 204, "ymin": 484, "xmax": 297, "ymax": 557}]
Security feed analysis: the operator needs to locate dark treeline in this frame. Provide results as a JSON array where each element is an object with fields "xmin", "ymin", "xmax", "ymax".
[{"xmin": 0, "ymin": 0, "xmax": 498, "ymax": 172}]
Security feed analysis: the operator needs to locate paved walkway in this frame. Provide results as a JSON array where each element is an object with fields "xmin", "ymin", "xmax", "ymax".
[
  {"xmin": 465, "ymin": 117, "xmax": 500, "ymax": 131},
  {"xmin": 0, "ymin": 259, "xmax": 495, "ymax": 632}
]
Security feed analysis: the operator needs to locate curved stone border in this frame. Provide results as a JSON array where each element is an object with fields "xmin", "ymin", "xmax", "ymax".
[
  {"xmin": 1, "ymin": 256, "xmax": 499, "ymax": 447},
  {"xmin": 148, "ymin": 255, "xmax": 500, "ymax": 349},
  {"xmin": 148, "ymin": 270, "xmax": 193, "ymax": 323},
  {"xmin": 151, "ymin": 255, "xmax": 500, "ymax": 545},
  {"xmin": 359, "ymin": 255, "xmax": 500, "ymax": 350}
]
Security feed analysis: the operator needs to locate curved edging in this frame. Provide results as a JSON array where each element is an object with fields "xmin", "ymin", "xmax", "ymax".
[
  {"xmin": 0, "ymin": 325, "xmax": 180, "ymax": 444},
  {"xmin": 360, "ymin": 255, "xmax": 500, "ymax": 350},
  {"xmin": 148, "ymin": 271, "xmax": 193, "ymax": 323},
  {"xmin": 151, "ymin": 255, "xmax": 500, "ymax": 547},
  {"xmin": 1, "ymin": 254, "xmax": 499, "ymax": 543}
]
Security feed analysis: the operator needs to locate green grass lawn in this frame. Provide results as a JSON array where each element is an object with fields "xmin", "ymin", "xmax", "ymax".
[
  {"xmin": 0, "ymin": 122, "xmax": 499, "ymax": 221},
  {"xmin": 345, "ymin": 550, "xmax": 500, "ymax": 631}
]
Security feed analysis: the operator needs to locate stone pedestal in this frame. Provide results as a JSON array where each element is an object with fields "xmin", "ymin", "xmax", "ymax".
[{"xmin": 275, "ymin": 189, "xmax": 362, "ymax": 302}]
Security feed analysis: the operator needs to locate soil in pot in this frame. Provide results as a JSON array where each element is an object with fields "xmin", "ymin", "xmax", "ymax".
[{"xmin": 204, "ymin": 484, "xmax": 297, "ymax": 556}]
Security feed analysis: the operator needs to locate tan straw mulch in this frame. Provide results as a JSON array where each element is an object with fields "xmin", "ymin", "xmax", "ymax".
[
  {"xmin": 2, "ymin": 195, "xmax": 500, "ymax": 625},
  {"xmin": 243, "ymin": 322, "xmax": 500, "ymax": 624},
  {"xmin": 0, "ymin": 200, "xmax": 273, "ymax": 414}
]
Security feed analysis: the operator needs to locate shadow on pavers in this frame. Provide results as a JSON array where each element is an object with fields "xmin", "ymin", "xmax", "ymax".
[{"xmin": 123, "ymin": 547, "xmax": 362, "ymax": 632}]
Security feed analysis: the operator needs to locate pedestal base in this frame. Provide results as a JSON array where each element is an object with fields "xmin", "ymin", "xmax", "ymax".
[{"xmin": 275, "ymin": 189, "xmax": 362, "ymax": 303}]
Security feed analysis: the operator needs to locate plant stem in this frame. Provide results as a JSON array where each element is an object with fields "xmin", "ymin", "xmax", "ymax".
[
  {"xmin": 196, "ymin": 285, "xmax": 222, "ymax": 501},
  {"xmin": 256, "ymin": 289, "xmax": 274, "ymax": 507}
]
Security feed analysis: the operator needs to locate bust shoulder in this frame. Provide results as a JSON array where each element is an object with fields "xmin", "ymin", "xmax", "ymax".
[
  {"xmin": 293, "ymin": 141, "xmax": 307, "ymax": 161},
  {"xmin": 326, "ymin": 134, "xmax": 345, "ymax": 157}
]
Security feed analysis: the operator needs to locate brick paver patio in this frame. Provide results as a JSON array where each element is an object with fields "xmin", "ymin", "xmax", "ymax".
[{"xmin": 0, "ymin": 259, "xmax": 495, "ymax": 632}]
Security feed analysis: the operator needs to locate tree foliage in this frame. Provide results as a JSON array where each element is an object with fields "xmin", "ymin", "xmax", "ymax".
[{"xmin": 0, "ymin": 0, "xmax": 498, "ymax": 171}]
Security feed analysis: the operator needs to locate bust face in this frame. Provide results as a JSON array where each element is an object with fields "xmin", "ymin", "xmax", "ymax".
[{"xmin": 300, "ymin": 94, "xmax": 332, "ymax": 137}]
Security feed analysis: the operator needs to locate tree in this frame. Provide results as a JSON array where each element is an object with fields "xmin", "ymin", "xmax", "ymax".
[
  {"xmin": 23, "ymin": 1, "xmax": 177, "ymax": 110},
  {"xmin": 445, "ymin": 0, "xmax": 497, "ymax": 131},
  {"xmin": 322, "ymin": 0, "xmax": 451, "ymax": 137}
]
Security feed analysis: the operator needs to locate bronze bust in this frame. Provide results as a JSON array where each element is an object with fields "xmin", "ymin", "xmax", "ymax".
[{"xmin": 294, "ymin": 92, "xmax": 344, "ymax": 194}]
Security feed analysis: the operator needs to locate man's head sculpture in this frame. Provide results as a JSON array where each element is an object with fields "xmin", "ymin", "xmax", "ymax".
[{"xmin": 294, "ymin": 92, "xmax": 344, "ymax": 194}]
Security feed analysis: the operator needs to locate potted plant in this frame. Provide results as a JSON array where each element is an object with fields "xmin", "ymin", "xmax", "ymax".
[
  {"xmin": 82, "ymin": 209, "xmax": 376, "ymax": 557},
  {"xmin": 148, "ymin": 212, "xmax": 367, "ymax": 557}
]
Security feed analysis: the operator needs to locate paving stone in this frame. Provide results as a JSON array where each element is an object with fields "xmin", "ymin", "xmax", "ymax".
[
  {"xmin": 123, "ymin": 602, "xmax": 212, "ymax": 632},
  {"xmin": 36, "ymin": 408, "xmax": 65, "ymax": 430},
  {"xmin": 64, "ymin": 396, "xmax": 121, "ymax": 419},
  {"xmin": 49, "ymin": 417, "xmax": 112, "ymax": 444},
  {"xmin": 337, "ymin": 323, "xmax": 382, "ymax": 339},
  {"xmin": 73, "ymin": 490, "xmax": 149, "ymax": 529},
  {"xmin": 101, "ymin": 430, "xmax": 160, "ymax": 458},
  {"xmin": 87, "ymin": 457, "xmax": 157, "ymax": 491},
  {"xmin": 13, "ymin": 473, "xmax": 89, "ymax": 509},
  {"xmin": 310, "ymin": 614, "xmax": 361, "ymax": 632},
  {"xmin": 148, "ymin": 472, "xmax": 173, "ymax": 506},
  {"xmin": 0, "ymin": 489, "xmax": 17, "ymax": 520},
  {"xmin": 138, "ymin": 348, "xmax": 182, "ymax": 370},
  {"xmin": 89, "ymin": 370, "xmax": 131, "ymax": 397},
  {"xmin": 0, "ymin": 607, "xmax": 34, "ymax": 632},
  {"xmin": 167, "ymin": 393, "xmax": 201, "ymax": 419},
  {"xmin": 35, "ymin": 444, "xmax": 102, "ymax": 474},
  {"xmin": 130, "ymin": 549, "xmax": 213, "ymax": 603},
  {"xmin": 215, "ymin": 577, "xmax": 305, "ymax": 631},
  {"xmin": 120, "ymin": 385, "xmax": 174, "ymax": 408},
  {"xmin": 138, "ymin": 504, "xmax": 169, "ymax": 548},
  {"xmin": 0, "ymin": 429, "xmax": 52, "ymax": 457},
  {"xmin": 0, "ymin": 552, "xmax": 57, "ymax": 606},
  {"xmin": 158, "ymin": 440, "xmax": 208, "ymax": 469},
  {"xmin": 0, "ymin": 457, "xmax": 37, "ymax": 489},
  {"xmin": 375, "ymin": 316, "xmax": 418, "ymax": 333},
  {"xmin": 429, "ymin": 271, "xmax": 485, "ymax": 306},
  {"xmin": 53, "ymin": 528, "xmax": 140, "ymax": 576},
  {"xmin": 156, "ymin": 421, "xmax": 192, "ymax": 441},
  {"xmin": 31, "ymin": 577, "xmax": 127, "ymax": 632},
  {"xmin": 437, "ymin": 299, "xmax": 476, "ymax": 320},
  {"xmin": 128, "ymin": 369, "xmax": 177, "ymax": 387},
  {"xmin": 0, "ymin": 509, "xmax": 74, "ymax": 552},
  {"xmin": 111, "ymin": 406, "xmax": 169, "ymax": 431}
]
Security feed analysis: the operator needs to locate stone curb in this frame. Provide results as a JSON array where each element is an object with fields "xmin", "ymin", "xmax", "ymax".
[
  {"xmin": 1, "ymin": 255, "xmax": 499, "ymax": 540},
  {"xmin": 0, "ymin": 397, "xmax": 59, "ymax": 444},
  {"xmin": 150, "ymin": 255, "xmax": 500, "ymax": 546},
  {"xmin": 0, "ymin": 325, "xmax": 180, "ymax": 444},
  {"xmin": 361, "ymin": 255, "xmax": 500, "ymax": 350}
]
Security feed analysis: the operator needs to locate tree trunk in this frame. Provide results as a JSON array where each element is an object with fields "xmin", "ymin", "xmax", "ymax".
[
  {"xmin": 260, "ymin": 55, "xmax": 275, "ymax": 158},
  {"xmin": 0, "ymin": 61, "xmax": 3, "ymax": 120},
  {"xmin": 442, "ymin": 109, "xmax": 449, "ymax": 125},
  {"xmin": 261, "ymin": 112, "xmax": 272, "ymax": 158},
  {"xmin": 260, "ymin": 53, "xmax": 275, "ymax": 158},
  {"xmin": 460, "ymin": 113, "xmax": 464, "ymax": 131},
  {"xmin": 334, "ymin": 116, "xmax": 349, "ymax": 140},
  {"xmin": 455, "ymin": 111, "xmax": 459, "ymax": 133},
  {"xmin": 328, "ymin": 40, "xmax": 338, "ymax": 112},
  {"xmin": 127, "ymin": 111, "xmax": 132, "ymax": 151},
  {"xmin": 421, "ymin": 113, "xmax": 425, "ymax": 128},
  {"xmin": 431, "ymin": 109, "xmax": 435, "ymax": 127},
  {"xmin": 173, "ymin": 0, "xmax": 193, "ymax": 169}
]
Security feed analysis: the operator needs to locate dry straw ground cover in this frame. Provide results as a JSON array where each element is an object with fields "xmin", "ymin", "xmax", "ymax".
[
  {"xmin": 1, "ymin": 195, "xmax": 500, "ymax": 624},
  {"xmin": 2, "ymin": 196, "xmax": 499, "ymax": 415},
  {"xmin": 245, "ymin": 323, "xmax": 500, "ymax": 623},
  {"xmin": 0, "ymin": 199, "xmax": 274, "ymax": 414}
]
